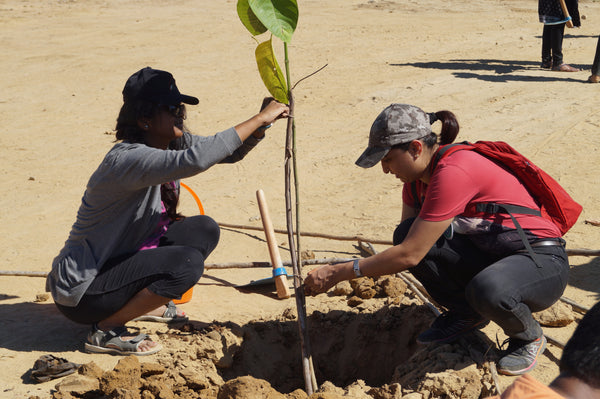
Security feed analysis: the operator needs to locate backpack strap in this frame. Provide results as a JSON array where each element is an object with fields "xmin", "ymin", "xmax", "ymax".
[
  {"xmin": 477, "ymin": 203, "xmax": 544, "ymax": 268},
  {"xmin": 429, "ymin": 141, "xmax": 474, "ymax": 176},
  {"xmin": 410, "ymin": 181, "xmax": 422, "ymax": 209}
]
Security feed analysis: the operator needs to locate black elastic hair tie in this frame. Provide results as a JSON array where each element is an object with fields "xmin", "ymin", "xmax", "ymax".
[{"xmin": 428, "ymin": 112, "xmax": 438, "ymax": 124}]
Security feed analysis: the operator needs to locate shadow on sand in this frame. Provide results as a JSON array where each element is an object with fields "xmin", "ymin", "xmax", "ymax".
[{"xmin": 390, "ymin": 58, "xmax": 589, "ymax": 83}]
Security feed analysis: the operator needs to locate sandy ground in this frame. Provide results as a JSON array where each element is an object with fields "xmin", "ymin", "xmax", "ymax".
[{"xmin": 1, "ymin": 0, "xmax": 600, "ymax": 397}]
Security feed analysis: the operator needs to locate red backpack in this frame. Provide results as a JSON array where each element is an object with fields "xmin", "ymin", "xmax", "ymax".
[
  {"xmin": 426, "ymin": 141, "xmax": 582, "ymax": 268},
  {"xmin": 430, "ymin": 141, "xmax": 582, "ymax": 236}
]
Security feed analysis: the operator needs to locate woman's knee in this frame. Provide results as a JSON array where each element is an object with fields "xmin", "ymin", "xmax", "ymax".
[
  {"xmin": 465, "ymin": 274, "xmax": 514, "ymax": 317},
  {"xmin": 152, "ymin": 253, "xmax": 204, "ymax": 299},
  {"xmin": 194, "ymin": 215, "xmax": 220, "ymax": 254},
  {"xmin": 177, "ymin": 248, "xmax": 205, "ymax": 278},
  {"xmin": 166, "ymin": 215, "xmax": 221, "ymax": 256},
  {"xmin": 197, "ymin": 214, "xmax": 219, "ymax": 234}
]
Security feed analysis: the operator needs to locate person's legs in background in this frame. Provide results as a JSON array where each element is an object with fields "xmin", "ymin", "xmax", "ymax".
[
  {"xmin": 541, "ymin": 24, "xmax": 553, "ymax": 69},
  {"xmin": 547, "ymin": 23, "xmax": 580, "ymax": 72},
  {"xmin": 588, "ymin": 35, "xmax": 600, "ymax": 82}
]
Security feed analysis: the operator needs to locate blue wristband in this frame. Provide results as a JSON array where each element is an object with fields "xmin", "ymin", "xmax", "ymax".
[{"xmin": 257, "ymin": 124, "xmax": 272, "ymax": 131}]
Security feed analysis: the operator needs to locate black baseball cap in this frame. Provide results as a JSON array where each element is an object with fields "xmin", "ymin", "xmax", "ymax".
[{"xmin": 122, "ymin": 67, "xmax": 199, "ymax": 106}]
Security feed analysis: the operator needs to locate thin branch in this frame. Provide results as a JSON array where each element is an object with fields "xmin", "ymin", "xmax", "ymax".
[
  {"xmin": 220, "ymin": 222, "xmax": 600, "ymax": 256},
  {"xmin": 566, "ymin": 248, "xmax": 600, "ymax": 256},
  {"xmin": 395, "ymin": 272, "xmax": 441, "ymax": 316},
  {"xmin": 284, "ymin": 45, "xmax": 316, "ymax": 394},
  {"xmin": 545, "ymin": 334, "xmax": 566, "ymax": 349},
  {"xmin": 0, "ymin": 270, "xmax": 48, "ymax": 277},
  {"xmin": 560, "ymin": 296, "xmax": 590, "ymax": 314},
  {"xmin": 487, "ymin": 362, "xmax": 502, "ymax": 395},
  {"xmin": 218, "ymin": 222, "xmax": 392, "ymax": 245},
  {"xmin": 0, "ymin": 258, "xmax": 356, "ymax": 278},
  {"xmin": 292, "ymin": 64, "xmax": 328, "ymax": 90}
]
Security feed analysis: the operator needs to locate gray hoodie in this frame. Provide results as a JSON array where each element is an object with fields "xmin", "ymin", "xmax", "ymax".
[{"xmin": 47, "ymin": 128, "xmax": 259, "ymax": 306}]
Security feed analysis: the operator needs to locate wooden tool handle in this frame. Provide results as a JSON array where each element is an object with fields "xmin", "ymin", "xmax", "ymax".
[
  {"xmin": 257, "ymin": 189, "xmax": 283, "ymax": 269},
  {"xmin": 256, "ymin": 189, "xmax": 291, "ymax": 299},
  {"xmin": 557, "ymin": 0, "xmax": 574, "ymax": 28}
]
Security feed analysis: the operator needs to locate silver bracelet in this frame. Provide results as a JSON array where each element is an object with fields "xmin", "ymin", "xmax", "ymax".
[{"xmin": 353, "ymin": 259, "xmax": 362, "ymax": 277}]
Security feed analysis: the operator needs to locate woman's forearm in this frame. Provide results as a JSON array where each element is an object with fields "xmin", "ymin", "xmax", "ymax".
[
  {"xmin": 234, "ymin": 100, "xmax": 289, "ymax": 141},
  {"xmin": 358, "ymin": 245, "xmax": 420, "ymax": 277}
]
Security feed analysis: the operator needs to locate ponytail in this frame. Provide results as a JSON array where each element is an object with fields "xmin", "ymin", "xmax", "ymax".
[
  {"xmin": 161, "ymin": 182, "xmax": 184, "ymax": 222},
  {"xmin": 430, "ymin": 110, "xmax": 459, "ymax": 145},
  {"xmin": 390, "ymin": 108, "xmax": 460, "ymax": 151}
]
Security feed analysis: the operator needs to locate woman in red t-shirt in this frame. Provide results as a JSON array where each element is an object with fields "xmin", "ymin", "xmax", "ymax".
[{"xmin": 304, "ymin": 103, "xmax": 569, "ymax": 377}]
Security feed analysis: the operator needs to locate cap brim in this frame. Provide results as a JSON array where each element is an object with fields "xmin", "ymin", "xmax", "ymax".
[
  {"xmin": 355, "ymin": 146, "xmax": 390, "ymax": 168},
  {"xmin": 181, "ymin": 94, "xmax": 199, "ymax": 105}
]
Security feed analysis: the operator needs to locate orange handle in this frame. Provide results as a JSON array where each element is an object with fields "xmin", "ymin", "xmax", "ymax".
[{"xmin": 180, "ymin": 182, "xmax": 205, "ymax": 215}]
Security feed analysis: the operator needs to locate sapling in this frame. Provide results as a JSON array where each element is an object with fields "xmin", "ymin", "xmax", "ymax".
[{"xmin": 237, "ymin": 0, "xmax": 318, "ymax": 394}]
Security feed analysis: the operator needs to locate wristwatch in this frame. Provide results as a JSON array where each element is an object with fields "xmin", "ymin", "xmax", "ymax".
[{"xmin": 353, "ymin": 259, "xmax": 362, "ymax": 277}]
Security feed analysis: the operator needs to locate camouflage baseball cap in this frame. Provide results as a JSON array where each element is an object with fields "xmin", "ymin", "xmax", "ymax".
[{"xmin": 355, "ymin": 104, "xmax": 431, "ymax": 168}]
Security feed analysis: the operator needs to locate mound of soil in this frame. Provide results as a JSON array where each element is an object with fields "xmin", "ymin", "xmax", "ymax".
[{"xmin": 49, "ymin": 275, "xmax": 571, "ymax": 399}]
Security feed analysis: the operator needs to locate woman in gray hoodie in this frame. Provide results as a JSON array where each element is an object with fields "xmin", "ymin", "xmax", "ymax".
[{"xmin": 46, "ymin": 67, "xmax": 289, "ymax": 355}]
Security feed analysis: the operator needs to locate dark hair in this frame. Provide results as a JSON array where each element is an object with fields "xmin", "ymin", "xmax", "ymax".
[
  {"xmin": 161, "ymin": 183, "xmax": 183, "ymax": 222},
  {"xmin": 114, "ymin": 100, "xmax": 187, "ymax": 221},
  {"xmin": 433, "ymin": 110, "xmax": 459, "ymax": 145},
  {"xmin": 391, "ymin": 110, "xmax": 459, "ymax": 151},
  {"xmin": 558, "ymin": 301, "xmax": 600, "ymax": 388},
  {"xmin": 115, "ymin": 100, "xmax": 157, "ymax": 144}
]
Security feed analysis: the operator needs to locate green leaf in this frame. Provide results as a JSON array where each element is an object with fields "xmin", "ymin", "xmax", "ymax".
[
  {"xmin": 255, "ymin": 39, "xmax": 288, "ymax": 104},
  {"xmin": 237, "ymin": 0, "xmax": 268, "ymax": 36},
  {"xmin": 249, "ymin": 0, "xmax": 298, "ymax": 43}
]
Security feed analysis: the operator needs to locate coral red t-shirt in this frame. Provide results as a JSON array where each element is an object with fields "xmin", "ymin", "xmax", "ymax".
[{"xmin": 403, "ymin": 150, "xmax": 561, "ymax": 254}]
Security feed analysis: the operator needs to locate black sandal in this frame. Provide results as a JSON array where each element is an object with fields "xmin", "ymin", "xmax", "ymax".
[{"xmin": 30, "ymin": 354, "xmax": 80, "ymax": 383}]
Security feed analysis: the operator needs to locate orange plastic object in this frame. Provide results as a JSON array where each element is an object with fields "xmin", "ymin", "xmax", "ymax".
[
  {"xmin": 180, "ymin": 182, "xmax": 205, "ymax": 215},
  {"xmin": 174, "ymin": 287, "xmax": 194, "ymax": 305},
  {"xmin": 173, "ymin": 182, "xmax": 204, "ymax": 304}
]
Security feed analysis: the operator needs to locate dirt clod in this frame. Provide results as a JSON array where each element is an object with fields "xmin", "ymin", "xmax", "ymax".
[
  {"xmin": 350, "ymin": 277, "xmax": 377, "ymax": 299},
  {"xmin": 534, "ymin": 300, "xmax": 575, "ymax": 327}
]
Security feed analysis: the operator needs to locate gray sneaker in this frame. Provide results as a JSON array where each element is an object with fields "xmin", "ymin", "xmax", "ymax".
[{"xmin": 497, "ymin": 335, "xmax": 547, "ymax": 375}]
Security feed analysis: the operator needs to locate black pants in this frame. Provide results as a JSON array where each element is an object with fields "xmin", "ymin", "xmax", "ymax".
[
  {"xmin": 542, "ymin": 23, "xmax": 566, "ymax": 67},
  {"xmin": 592, "ymin": 35, "xmax": 600, "ymax": 76},
  {"xmin": 56, "ymin": 215, "xmax": 220, "ymax": 324},
  {"xmin": 393, "ymin": 218, "xmax": 569, "ymax": 341}
]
